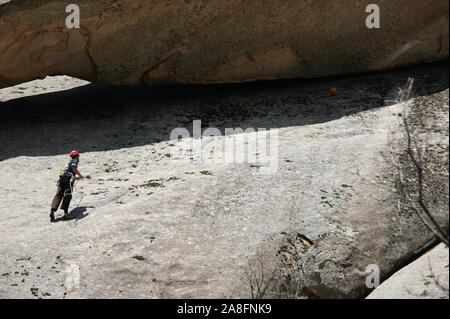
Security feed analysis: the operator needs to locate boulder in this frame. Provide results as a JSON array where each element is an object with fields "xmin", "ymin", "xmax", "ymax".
[
  {"xmin": 0, "ymin": 0, "xmax": 448, "ymax": 88},
  {"xmin": 366, "ymin": 243, "xmax": 449, "ymax": 299}
]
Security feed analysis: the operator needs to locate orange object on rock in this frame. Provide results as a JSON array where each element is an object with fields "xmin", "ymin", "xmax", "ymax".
[{"xmin": 330, "ymin": 87, "xmax": 337, "ymax": 95}]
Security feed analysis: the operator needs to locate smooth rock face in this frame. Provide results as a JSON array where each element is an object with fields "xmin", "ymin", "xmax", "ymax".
[
  {"xmin": 0, "ymin": 62, "xmax": 448, "ymax": 298},
  {"xmin": 367, "ymin": 243, "xmax": 449, "ymax": 299},
  {"xmin": 0, "ymin": 0, "xmax": 448, "ymax": 88}
]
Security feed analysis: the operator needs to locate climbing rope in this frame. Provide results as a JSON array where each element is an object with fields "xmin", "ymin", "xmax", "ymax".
[{"xmin": 62, "ymin": 176, "xmax": 84, "ymax": 209}]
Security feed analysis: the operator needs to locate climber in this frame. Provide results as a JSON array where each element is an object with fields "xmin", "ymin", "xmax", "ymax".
[{"xmin": 50, "ymin": 150, "xmax": 91, "ymax": 222}]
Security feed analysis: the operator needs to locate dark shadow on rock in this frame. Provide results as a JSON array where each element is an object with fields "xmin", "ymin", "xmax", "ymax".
[
  {"xmin": 70, "ymin": 206, "xmax": 94, "ymax": 220},
  {"xmin": 53, "ymin": 206, "xmax": 94, "ymax": 223},
  {"xmin": 0, "ymin": 61, "xmax": 448, "ymax": 161}
]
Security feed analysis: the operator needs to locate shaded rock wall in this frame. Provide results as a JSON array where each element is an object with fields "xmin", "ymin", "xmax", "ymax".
[{"xmin": 0, "ymin": 0, "xmax": 448, "ymax": 88}]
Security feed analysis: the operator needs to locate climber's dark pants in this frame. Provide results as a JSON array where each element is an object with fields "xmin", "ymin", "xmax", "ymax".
[{"xmin": 51, "ymin": 176, "xmax": 74, "ymax": 212}]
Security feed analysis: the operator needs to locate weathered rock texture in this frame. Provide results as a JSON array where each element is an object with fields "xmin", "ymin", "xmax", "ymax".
[
  {"xmin": 0, "ymin": 62, "xmax": 448, "ymax": 298},
  {"xmin": 0, "ymin": 0, "xmax": 448, "ymax": 88}
]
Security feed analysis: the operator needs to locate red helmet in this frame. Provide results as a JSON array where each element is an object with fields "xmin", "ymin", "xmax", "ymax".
[{"xmin": 69, "ymin": 150, "xmax": 80, "ymax": 157}]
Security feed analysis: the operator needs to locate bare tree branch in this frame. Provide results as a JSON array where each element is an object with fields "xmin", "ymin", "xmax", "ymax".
[{"xmin": 388, "ymin": 78, "xmax": 449, "ymax": 247}]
